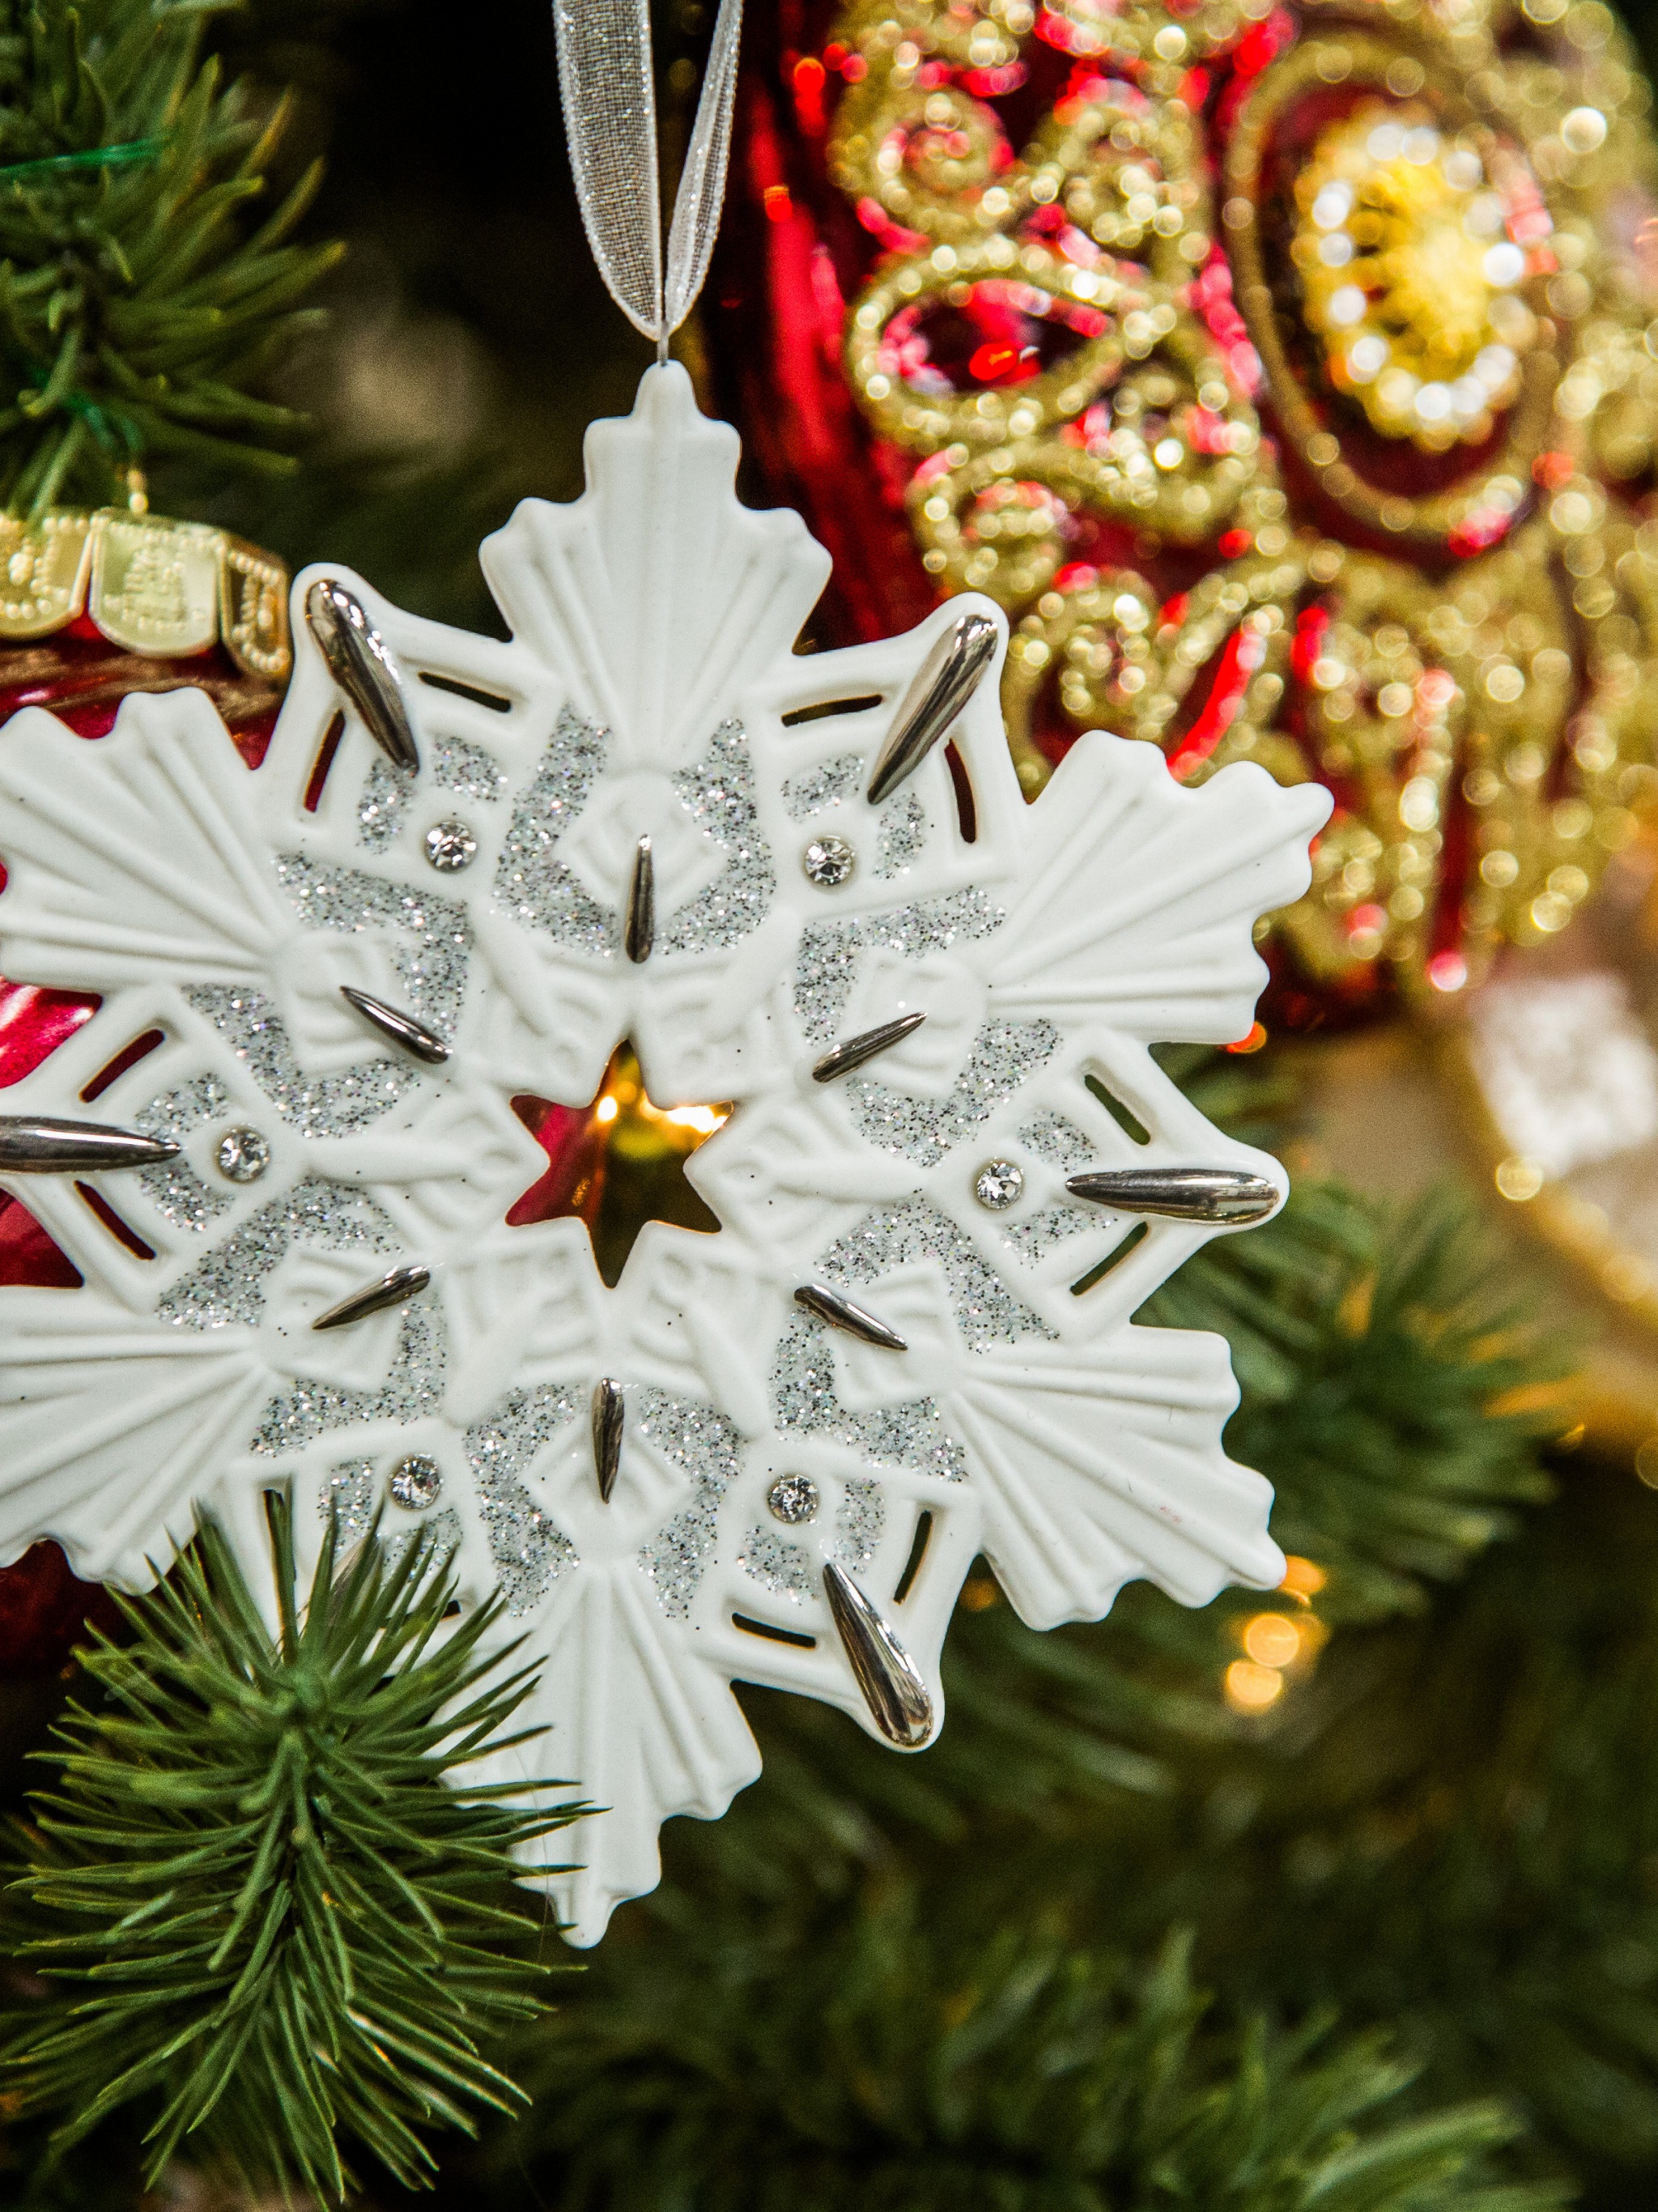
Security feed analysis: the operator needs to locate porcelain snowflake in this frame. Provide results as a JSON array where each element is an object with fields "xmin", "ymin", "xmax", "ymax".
[{"xmin": 0, "ymin": 369, "xmax": 1329, "ymax": 1942}]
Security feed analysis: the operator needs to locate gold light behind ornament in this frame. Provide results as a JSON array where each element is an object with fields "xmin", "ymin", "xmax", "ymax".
[{"xmin": 825, "ymin": 0, "xmax": 1658, "ymax": 1001}]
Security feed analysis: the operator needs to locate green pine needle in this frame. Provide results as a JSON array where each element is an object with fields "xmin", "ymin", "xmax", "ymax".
[
  {"xmin": 0, "ymin": 1496, "xmax": 581, "ymax": 2200},
  {"xmin": 0, "ymin": 0, "xmax": 342, "ymax": 511}
]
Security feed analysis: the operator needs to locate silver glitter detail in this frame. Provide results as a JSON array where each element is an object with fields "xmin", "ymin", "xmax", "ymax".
[
  {"xmin": 823, "ymin": 1197, "xmax": 1054, "ymax": 1350},
  {"xmin": 794, "ymin": 889, "xmax": 1004, "ymax": 1042},
  {"xmin": 846, "ymin": 1019, "xmax": 1059, "ymax": 1167},
  {"xmin": 466, "ymin": 1383, "xmax": 583, "ymax": 1614},
  {"xmin": 878, "ymin": 793, "xmax": 928, "ymax": 878},
  {"xmin": 272, "ymin": 857, "xmax": 473, "ymax": 1044},
  {"xmin": 634, "ymin": 1389, "xmax": 743, "ymax": 1618},
  {"xmin": 132, "ymin": 1074, "xmax": 235, "ymax": 1231},
  {"xmin": 424, "ymin": 819, "xmax": 478, "ymax": 873},
  {"xmin": 359, "ymin": 737, "xmax": 508, "ymax": 853},
  {"xmin": 495, "ymin": 706, "xmax": 616, "ymax": 956},
  {"xmin": 783, "ymin": 753, "xmax": 926, "ymax": 879},
  {"xmin": 389, "ymin": 1453, "xmax": 443, "ymax": 1509},
  {"xmin": 661, "ymin": 720, "xmax": 776, "ymax": 955},
  {"xmin": 803, "ymin": 836, "xmax": 857, "ymax": 888},
  {"xmin": 771, "ymin": 1309, "xmax": 967, "ymax": 1482},
  {"xmin": 783, "ymin": 752, "xmax": 861, "ymax": 819},
  {"xmin": 975, "ymin": 1160, "xmax": 1024, "ymax": 1210},
  {"xmin": 320, "ymin": 1459, "xmax": 377, "ymax": 1548},
  {"xmin": 834, "ymin": 1478, "xmax": 883, "ymax": 1571},
  {"xmin": 162, "ymin": 1176, "xmax": 395, "ymax": 1332},
  {"xmin": 767, "ymin": 1473, "xmax": 819, "ymax": 1524},
  {"xmin": 216, "ymin": 1127, "xmax": 270, "ymax": 1184},
  {"xmin": 383, "ymin": 1506, "xmax": 464, "ymax": 1572},
  {"xmin": 1005, "ymin": 1204, "xmax": 1099, "ymax": 1264},
  {"xmin": 738, "ymin": 1526, "xmax": 814, "ymax": 1600},
  {"xmin": 1019, "ymin": 1111, "xmax": 1098, "ymax": 1170},
  {"xmin": 251, "ymin": 1300, "xmax": 443, "ymax": 1456},
  {"xmin": 186, "ymin": 986, "xmax": 414, "ymax": 1139}
]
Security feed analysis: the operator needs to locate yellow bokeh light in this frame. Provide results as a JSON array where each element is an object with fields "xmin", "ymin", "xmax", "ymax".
[
  {"xmin": 1279, "ymin": 1554, "xmax": 1327, "ymax": 1600},
  {"xmin": 1226, "ymin": 1659, "xmax": 1285, "ymax": 1712},
  {"xmin": 595, "ymin": 1095, "xmax": 619, "ymax": 1124},
  {"xmin": 1243, "ymin": 1612, "xmax": 1302, "ymax": 1668}
]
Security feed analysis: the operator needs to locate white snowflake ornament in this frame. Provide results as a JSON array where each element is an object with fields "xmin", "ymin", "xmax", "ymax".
[{"xmin": 0, "ymin": 367, "xmax": 1329, "ymax": 1942}]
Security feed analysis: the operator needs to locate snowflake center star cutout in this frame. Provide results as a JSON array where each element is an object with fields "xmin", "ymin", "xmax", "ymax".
[
  {"xmin": 508, "ymin": 1043, "xmax": 728, "ymax": 1287},
  {"xmin": 0, "ymin": 364, "xmax": 1329, "ymax": 1943}
]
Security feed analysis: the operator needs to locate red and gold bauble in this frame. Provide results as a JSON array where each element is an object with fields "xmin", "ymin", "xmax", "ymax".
[{"xmin": 705, "ymin": 0, "xmax": 1658, "ymax": 1021}]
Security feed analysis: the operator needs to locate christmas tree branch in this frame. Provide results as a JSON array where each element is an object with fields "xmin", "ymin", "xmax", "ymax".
[{"xmin": 1, "ymin": 1496, "xmax": 580, "ymax": 2200}]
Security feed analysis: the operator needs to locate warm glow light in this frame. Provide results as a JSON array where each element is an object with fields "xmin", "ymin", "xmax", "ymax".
[
  {"xmin": 663, "ymin": 1104, "xmax": 729, "ymax": 1135},
  {"xmin": 1243, "ymin": 1612, "xmax": 1302, "ymax": 1668},
  {"xmin": 1279, "ymin": 1554, "xmax": 1327, "ymax": 1600},
  {"xmin": 1226, "ymin": 1659, "xmax": 1284, "ymax": 1711},
  {"xmin": 595, "ymin": 1095, "xmax": 619, "ymax": 1124}
]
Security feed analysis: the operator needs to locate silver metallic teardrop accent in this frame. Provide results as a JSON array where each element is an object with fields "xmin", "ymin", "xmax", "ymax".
[
  {"xmin": 0, "ymin": 1117, "xmax": 180, "ymax": 1173},
  {"xmin": 811, "ymin": 1010, "xmax": 928, "ymax": 1083},
  {"xmin": 592, "ymin": 1378, "xmax": 624, "ymax": 1504},
  {"xmin": 865, "ymin": 610, "xmax": 998, "ymax": 806},
  {"xmin": 312, "ymin": 1263, "xmax": 432, "ymax": 1332},
  {"xmin": 625, "ymin": 836, "xmax": 654, "ymax": 963},
  {"xmin": 304, "ymin": 578, "xmax": 419, "ymax": 774},
  {"xmin": 822, "ymin": 1560, "xmax": 934, "ymax": 1749},
  {"xmin": 794, "ymin": 1282, "xmax": 908, "ymax": 1351},
  {"xmin": 339, "ymin": 985, "xmax": 449, "ymax": 1066},
  {"xmin": 1064, "ymin": 1168, "xmax": 1280, "ymax": 1223}
]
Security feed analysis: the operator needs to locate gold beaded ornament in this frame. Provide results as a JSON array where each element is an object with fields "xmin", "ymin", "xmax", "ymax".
[{"xmin": 827, "ymin": 0, "xmax": 1658, "ymax": 1002}]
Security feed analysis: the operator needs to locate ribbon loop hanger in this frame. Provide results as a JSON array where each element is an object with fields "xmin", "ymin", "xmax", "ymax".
[{"xmin": 553, "ymin": 0, "xmax": 745, "ymax": 361}]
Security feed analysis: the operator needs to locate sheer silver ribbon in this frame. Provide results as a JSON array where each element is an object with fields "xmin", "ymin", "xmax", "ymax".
[{"xmin": 554, "ymin": 0, "xmax": 744, "ymax": 360}]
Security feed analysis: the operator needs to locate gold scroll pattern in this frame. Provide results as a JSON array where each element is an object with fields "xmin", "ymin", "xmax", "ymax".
[{"xmin": 827, "ymin": 0, "xmax": 1658, "ymax": 1001}]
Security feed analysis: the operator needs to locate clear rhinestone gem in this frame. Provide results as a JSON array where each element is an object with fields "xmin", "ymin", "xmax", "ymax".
[
  {"xmin": 389, "ymin": 1453, "xmax": 443, "ymax": 1510},
  {"xmin": 767, "ymin": 1474, "xmax": 820, "ymax": 1525},
  {"xmin": 974, "ymin": 1159, "xmax": 1024, "ymax": 1210},
  {"xmin": 424, "ymin": 819, "xmax": 478, "ymax": 872},
  {"xmin": 215, "ymin": 1127, "xmax": 270, "ymax": 1184},
  {"xmin": 801, "ymin": 836, "xmax": 856, "ymax": 888}
]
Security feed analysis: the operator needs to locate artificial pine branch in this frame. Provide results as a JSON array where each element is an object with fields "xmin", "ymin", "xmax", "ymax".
[
  {"xmin": 465, "ymin": 1905, "xmax": 1569, "ymax": 2212},
  {"xmin": 0, "ymin": 0, "xmax": 342, "ymax": 512},
  {"xmin": 0, "ymin": 1497, "xmax": 579, "ymax": 2201}
]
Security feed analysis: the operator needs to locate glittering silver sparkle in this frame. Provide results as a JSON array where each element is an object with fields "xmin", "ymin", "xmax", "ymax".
[
  {"xmin": 495, "ymin": 706, "xmax": 615, "ymax": 956},
  {"xmin": 847, "ymin": 1019, "xmax": 1058, "ymax": 1166},
  {"xmin": 272, "ymin": 856, "xmax": 473, "ymax": 1044},
  {"xmin": 738, "ymin": 1526, "xmax": 813, "ymax": 1600},
  {"xmin": 635, "ymin": 1389, "xmax": 743, "ymax": 1618},
  {"xmin": 131, "ymin": 1074, "xmax": 235, "ymax": 1230},
  {"xmin": 466, "ymin": 1382, "xmax": 582, "ymax": 1614},
  {"xmin": 771, "ymin": 1308, "xmax": 967, "ymax": 1481},
  {"xmin": 359, "ymin": 736, "xmax": 508, "ymax": 853},
  {"xmin": 821, "ymin": 1197, "xmax": 1054, "ymax": 1349},
  {"xmin": 321, "ymin": 1459, "xmax": 376, "ymax": 1547},
  {"xmin": 163, "ymin": 1176, "xmax": 394, "ymax": 1332},
  {"xmin": 1019, "ymin": 1110, "xmax": 1099, "ymax": 1169},
  {"xmin": 424, "ymin": 819, "xmax": 478, "ymax": 873},
  {"xmin": 783, "ymin": 753, "xmax": 861, "ymax": 819},
  {"xmin": 767, "ymin": 1473, "xmax": 819, "ymax": 1524},
  {"xmin": 389, "ymin": 1453, "xmax": 443, "ymax": 1509},
  {"xmin": 251, "ymin": 1299, "xmax": 443, "ymax": 1454},
  {"xmin": 186, "ymin": 986, "xmax": 413, "ymax": 1139},
  {"xmin": 661, "ymin": 720, "xmax": 776, "ymax": 955},
  {"xmin": 975, "ymin": 1159, "xmax": 1024, "ymax": 1210},
  {"xmin": 794, "ymin": 890, "xmax": 1004, "ymax": 1041},
  {"xmin": 834, "ymin": 1478, "xmax": 882, "ymax": 1570},
  {"xmin": 802, "ymin": 836, "xmax": 857, "ymax": 888},
  {"xmin": 877, "ymin": 793, "xmax": 927, "ymax": 878},
  {"xmin": 1005, "ymin": 1204, "xmax": 1099, "ymax": 1263}
]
